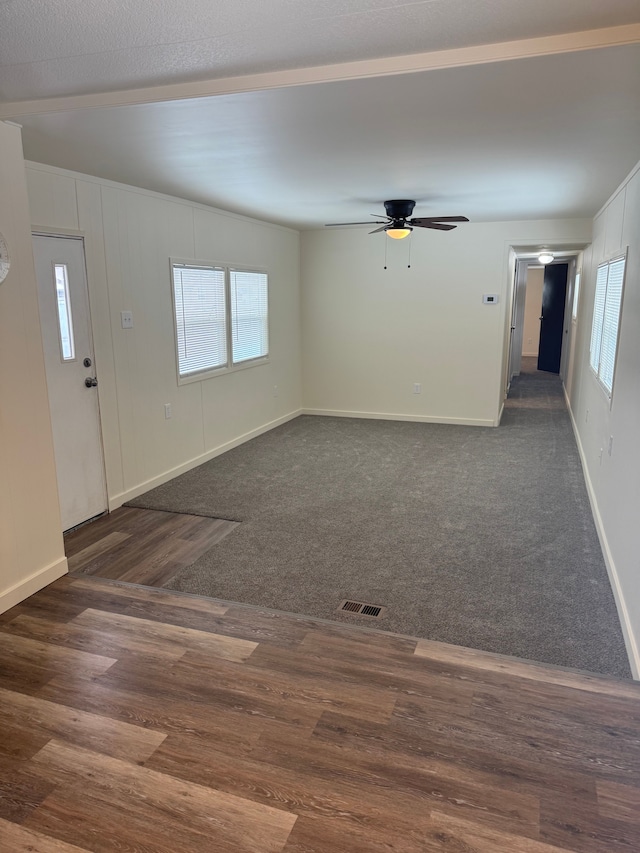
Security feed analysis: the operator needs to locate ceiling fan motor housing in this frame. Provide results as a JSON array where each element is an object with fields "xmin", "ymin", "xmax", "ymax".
[{"xmin": 384, "ymin": 199, "xmax": 416, "ymax": 220}]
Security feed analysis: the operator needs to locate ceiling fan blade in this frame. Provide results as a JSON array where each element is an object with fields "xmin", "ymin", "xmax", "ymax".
[
  {"xmin": 369, "ymin": 225, "xmax": 390, "ymax": 234},
  {"xmin": 325, "ymin": 221, "xmax": 387, "ymax": 227},
  {"xmin": 410, "ymin": 216, "xmax": 469, "ymax": 225},
  {"xmin": 413, "ymin": 221, "xmax": 457, "ymax": 231}
]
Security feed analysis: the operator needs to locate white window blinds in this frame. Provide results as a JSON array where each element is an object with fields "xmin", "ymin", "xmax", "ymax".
[
  {"xmin": 598, "ymin": 258, "xmax": 625, "ymax": 392},
  {"xmin": 589, "ymin": 256, "xmax": 626, "ymax": 395},
  {"xmin": 171, "ymin": 261, "xmax": 269, "ymax": 380},
  {"xmin": 173, "ymin": 264, "xmax": 227, "ymax": 376},
  {"xmin": 230, "ymin": 269, "xmax": 269, "ymax": 364}
]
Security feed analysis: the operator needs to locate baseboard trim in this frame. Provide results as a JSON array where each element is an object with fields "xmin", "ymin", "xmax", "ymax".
[
  {"xmin": 109, "ymin": 409, "xmax": 303, "ymax": 511},
  {"xmin": 564, "ymin": 387, "xmax": 640, "ymax": 679},
  {"xmin": 0, "ymin": 556, "xmax": 68, "ymax": 614},
  {"xmin": 301, "ymin": 408, "xmax": 495, "ymax": 428}
]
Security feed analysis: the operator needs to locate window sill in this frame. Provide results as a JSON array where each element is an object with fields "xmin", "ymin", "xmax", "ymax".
[{"xmin": 177, "ymin": 356, "xmax": 270, "ymax": 386}]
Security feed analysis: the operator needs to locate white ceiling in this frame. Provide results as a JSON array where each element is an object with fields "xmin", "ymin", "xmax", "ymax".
[{"xmin": 1, "ymin": 1, "xmax": 639, "ymax": 228}]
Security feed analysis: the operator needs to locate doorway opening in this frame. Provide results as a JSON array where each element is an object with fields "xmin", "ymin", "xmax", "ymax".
[{"xmin": 507, "ymin": 252, "xmax": 580, "ymax": 392}]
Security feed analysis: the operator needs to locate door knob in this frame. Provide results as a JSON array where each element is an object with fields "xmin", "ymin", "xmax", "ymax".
[{"xmin": 84, "ymin": 377, "xmax": 98, "ymax": 388}]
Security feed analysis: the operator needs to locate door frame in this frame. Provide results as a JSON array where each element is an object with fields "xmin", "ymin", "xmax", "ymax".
[
  {"xmin": 33, "ymin": 229, "xmax": 109, "ymax": 531},
  {"xmin": 508, "ymin": 259, "xmax": 528, "ymax": 382},
  {"xmin": 505, "ymin": 249, "xmax": 582, "ymax": 391},
  {"xmin": 559, "ymin": 257, "xmax": 577, "ymax": 384}
]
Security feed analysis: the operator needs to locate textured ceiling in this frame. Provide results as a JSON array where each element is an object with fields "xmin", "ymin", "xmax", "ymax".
[
  {"xmin": 1, "ymin": 0, "xmax": 640, "ymax": 101},
  {"xmin": 2, "ymin": 1, "xmax": 640, "ymax": 229},
  {"xmin": 17, "ymin": 44, "xmax": 640, "ymax": 227}
]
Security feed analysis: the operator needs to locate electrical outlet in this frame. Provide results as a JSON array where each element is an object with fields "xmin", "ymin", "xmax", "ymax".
[
  {"xmin": 413, "ymin": 382, "xmax": 422, "ymax": 394},
  {"xmin": 121, "ymin": 311, "xmax": 133, "ymax": 329},
  {"xmin": 164, "ymin": 403, "xmax": 172, "ymax": 419}
]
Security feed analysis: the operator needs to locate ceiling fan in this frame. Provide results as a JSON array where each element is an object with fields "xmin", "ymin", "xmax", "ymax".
[{"xmin": 325, "ymin": 199, "xmax": 469, "ymax": 239}]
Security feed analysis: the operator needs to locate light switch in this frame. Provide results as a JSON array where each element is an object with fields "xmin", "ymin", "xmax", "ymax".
[
  {"xmin": 121, "ymin": 311, "xmax": 133, "ymax": 329},
  {"xmin": 482, "ymin": 294, "xmax": 499, "ymax": 304}
]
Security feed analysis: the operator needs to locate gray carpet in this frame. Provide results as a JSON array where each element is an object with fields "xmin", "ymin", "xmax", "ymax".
[{"xmin": 128, "ymin": 363, "xmax": 631, "ymax": 678}]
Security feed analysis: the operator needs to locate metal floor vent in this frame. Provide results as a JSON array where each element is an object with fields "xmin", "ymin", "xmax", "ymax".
[{"xmin": 338, "ymin": 600, "xmax": 386, "ymax": 619}]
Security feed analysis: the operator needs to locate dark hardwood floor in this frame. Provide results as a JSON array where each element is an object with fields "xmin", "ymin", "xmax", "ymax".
[
  {"xmin": 64, "ymin": 506, "xmax": 238, "ymax": 586},
  {"xmin": 1, "ymin": 572, "xmax": 639, "ymax": 851}
]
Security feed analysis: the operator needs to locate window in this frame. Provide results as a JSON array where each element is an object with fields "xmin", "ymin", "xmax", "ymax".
[
  {"xmin": 230, "ymin": 269, "xmax": 269, "ymax": 364},
  {"xmin": 54, "ymin": 263, "xmax": 75, "ymax": 361},
  {"xmin": 171, "ymin": 261, "xmax": 268, "ymax": 380},
  {"xmin": 172, "ymin": 263, "xmax": 227, "ymax": 376},
  {"xmin": 589, "ymin": 255, "xmax": 626, "ymax": 395}
]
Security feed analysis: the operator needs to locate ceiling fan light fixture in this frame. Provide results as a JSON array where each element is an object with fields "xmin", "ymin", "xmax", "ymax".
[
  {"xmin": 386, "ymin": 227, "xmax": 412, "ymax": 240},
  {"xmin": 538, "ymin": 251, "xmax": 554, "ymax": 265}
]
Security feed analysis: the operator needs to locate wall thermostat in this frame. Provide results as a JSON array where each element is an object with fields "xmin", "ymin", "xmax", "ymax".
[{"xmin": 483, "ymin": 294, "xmax": 499, "ymax": 304}]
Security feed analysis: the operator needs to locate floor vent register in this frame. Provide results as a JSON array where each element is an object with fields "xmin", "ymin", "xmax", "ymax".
[{"xmin": 338, "ymin": 600, "xmax": 386, "ymax": 619}]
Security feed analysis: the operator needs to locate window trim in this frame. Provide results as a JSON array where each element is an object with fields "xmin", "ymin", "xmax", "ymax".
[
  {"xmin": 170, "ymin": 257, "xmax": 270, "ymax": 386},
  {"xmin": 588, "ymin": 249, "xmax": 627, "ymax": 401}
]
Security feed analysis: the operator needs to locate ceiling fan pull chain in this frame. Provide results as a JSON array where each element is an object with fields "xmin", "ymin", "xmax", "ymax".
[
  {"xmin": 407, "ymin": 235, "xmax": 412, "ymax": 269},
  {"xmin": 384, "ymin": 235, "xmax": 388, "ymax": 270}
]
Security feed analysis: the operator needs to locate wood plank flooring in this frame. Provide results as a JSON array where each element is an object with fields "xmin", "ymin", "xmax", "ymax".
[
  {"xmin": 64, "ymin": 506, "xmax": 238, "ymax": 585},
  {"xmin": 1, "ymin": 574, "xmax": 639, "ymax": 851}
]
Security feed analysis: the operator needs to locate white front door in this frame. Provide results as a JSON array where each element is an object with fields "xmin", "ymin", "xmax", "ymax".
[{"xmin": 33, "ymin": 235, "xmax": 107, "ymax": 531}]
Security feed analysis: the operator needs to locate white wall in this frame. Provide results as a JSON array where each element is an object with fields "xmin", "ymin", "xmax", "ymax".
[
  {"xmin": 26, "ymin": 162, "xmax": 302, "ymax": 509},
  {"xmin": 566, "ymin": 161, "xmax": 640, "ymax": 677},
  {"xmin": 522, "ymin": 268, "xmax": 543, "ymax": 357},
  {"xmin": 302, "ymin": 219, "xmax": 591, "ymax": 426},
  {"xmin": 0, "ymin": 125, "xmax": 67, "ymax": 612}
]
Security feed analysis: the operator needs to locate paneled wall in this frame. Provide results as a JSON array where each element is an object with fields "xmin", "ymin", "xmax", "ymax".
[
  {"xmin": 301, "ymin": 219, "xmax": 592, "ymax": 426},
  {"xmin": 566, "ymin": 161, "xmax": 640, "ymax": 676},
  {"xmin": 26, "ymin": 162, "xmax": 302, "ymax": 508},
  {"xmin": 0, "ymin": 125, "xmax": 66, "ymax": 612}
]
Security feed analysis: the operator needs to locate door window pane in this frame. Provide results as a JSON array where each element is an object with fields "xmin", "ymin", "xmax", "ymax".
[{"xmin": 54, "ymin": 263, "xmax": 75, "ymax": 361}]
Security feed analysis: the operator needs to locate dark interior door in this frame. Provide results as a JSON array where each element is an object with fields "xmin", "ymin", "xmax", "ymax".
[{"xmin": 538, "ymin": 263, "xmax": 568, "ymax": 373}]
